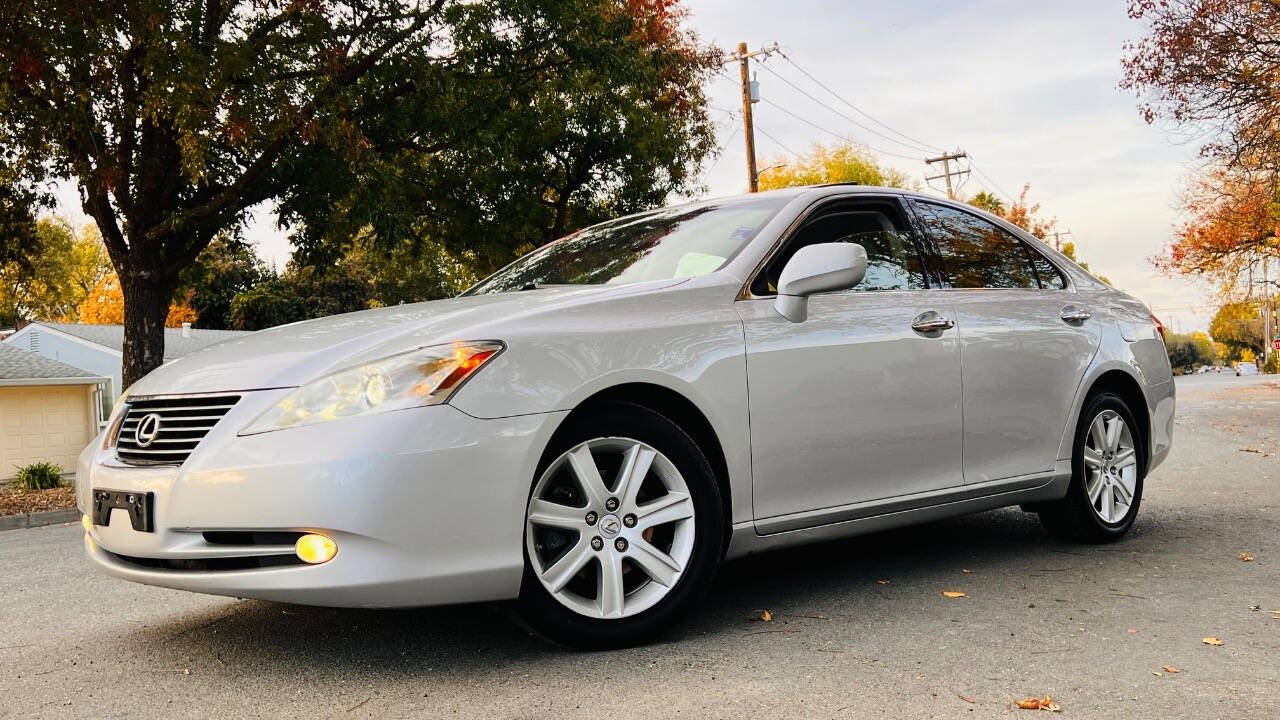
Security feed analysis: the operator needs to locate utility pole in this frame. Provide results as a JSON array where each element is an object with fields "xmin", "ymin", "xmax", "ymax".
[
  {"xmin": 1049, "ymin": 229, "xmax": 1073, "ymax": 253},
  {"xmin": 924, "ymin": 150, "xmax": 970, "ymax": 199},
  {"xmin": 1264, "ymin": 258, "xmax": 1274, "ymax": 366},
  {"xmin": 724, "ymin": 42, "xmax": 779, "ymax": 193},
  {"xmin": 738, "ymin": 42, "xmax": 758, "ymax": 193}
]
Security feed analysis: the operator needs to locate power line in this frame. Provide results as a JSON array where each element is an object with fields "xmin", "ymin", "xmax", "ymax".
[
  {"xmin": 966, "ymin": 156, "xmax": 1017, "ymax": 204},
  {"xmin": 754, "ymin": 59, "xmax": 937, "ymax": 154},
  {"xmin": 754, "ymin": 123, "xmax": 801, "ymax": 158},
  {"xmin": 701, "ymin": 126, "xmax": 741, "ymax": 179},
  {"xmin": 757, "ymin": 97, "xmax": 923, "ymax": 161},
  {"xmin": 775, "ymin": 52, "xmax": 944, "ymax": 153},
  {"xmin": 713, "ymin": 49, "xmax": 1026, "ymax": 217}
]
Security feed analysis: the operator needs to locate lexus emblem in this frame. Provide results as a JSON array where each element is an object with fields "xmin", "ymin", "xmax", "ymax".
[
  {"xmin": 599, "ymin": 514, "xmax": 621, "ymax": 538},
  {"xmin": 135, "ymin": 413, "xmax": 163, "ymax": 448}
]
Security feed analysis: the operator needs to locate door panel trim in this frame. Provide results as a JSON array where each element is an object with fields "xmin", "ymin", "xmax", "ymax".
[
  {"xmin": 726, "ymin": 460, "xmax": 1071, "ymax": 559},
  {"xmin": 754, "ymin": 467, "xmax": 1060, "ymax": 535}
]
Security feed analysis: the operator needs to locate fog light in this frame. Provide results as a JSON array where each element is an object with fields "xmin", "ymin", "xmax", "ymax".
[
  {"xmin": 81, "ymin": 514, "xmax": 93, "ymax": 532},
  {"xmin": 295, "ymin": 534, "xmax": 337, "ymax": 564}
]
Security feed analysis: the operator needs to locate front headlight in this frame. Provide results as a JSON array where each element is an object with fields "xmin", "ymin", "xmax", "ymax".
[{"xmin": 240, "ymin": 341, "xmax": 503, "ymax": 435}]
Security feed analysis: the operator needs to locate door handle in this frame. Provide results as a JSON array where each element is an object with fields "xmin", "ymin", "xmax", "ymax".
[
  {"xmin": 911, "ymin": 312, "xmax": 955, "ymax": 333},
  {"xmin": 1060, "ymin": 306, "xmax": 1091, "ymax": 324}
]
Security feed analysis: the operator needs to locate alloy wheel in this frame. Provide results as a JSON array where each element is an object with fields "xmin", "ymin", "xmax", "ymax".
[
  {"xmin": 1082, "ymin": 409, "xmax": 1138, "ymax": 524},
  {"xmin": 525, "ymin": 437, "xmax": 696, "ymax": 620}
]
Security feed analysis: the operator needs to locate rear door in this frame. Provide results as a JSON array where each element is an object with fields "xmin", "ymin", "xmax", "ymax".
[
  {"xmin": 738, "ymin": 195, "xmax": 964, "ymax": 527},
  {"xmin": 909, "ymin": 200, "xmax": 1101, "ymax": 484}
]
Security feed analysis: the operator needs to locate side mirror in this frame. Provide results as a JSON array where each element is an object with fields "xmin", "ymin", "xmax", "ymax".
[{"xmin": 773, "ymin": 243, "xmax": 868, "ymax": 322}]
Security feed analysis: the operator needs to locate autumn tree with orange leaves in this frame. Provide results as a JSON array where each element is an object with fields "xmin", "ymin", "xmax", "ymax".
[
  {"xmin": 1123, "ymin": 0, "xmax": 1280, "ymax": 294},
  {"xmin": 80, "ymin": 272, "xmax": 198, "ymax": 329},
  {"xmin": 1157, "ymin": 167, "xmax": 1280, "ymax": 295}
]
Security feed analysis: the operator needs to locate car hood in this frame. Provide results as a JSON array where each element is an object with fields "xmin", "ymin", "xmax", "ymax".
[{"xmin": 127, "ymin": 280, "xmax": 686, "ymax": 397}]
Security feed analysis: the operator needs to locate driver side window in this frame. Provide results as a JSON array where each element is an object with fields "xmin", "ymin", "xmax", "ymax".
[{"xmin": 755, "ymin": 199, "xmax": 926, "ymax": 295}]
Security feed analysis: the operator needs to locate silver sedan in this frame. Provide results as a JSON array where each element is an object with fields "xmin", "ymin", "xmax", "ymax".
[{"xmin": 78, "ymin": 185, "xmax": 1175, "ymax": 648}]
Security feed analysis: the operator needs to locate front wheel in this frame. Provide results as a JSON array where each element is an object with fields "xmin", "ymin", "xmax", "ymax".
[
  {"xmin": 517, "ymin": 403, "xmax": 724, "ymax": 649},
  {"xmin": 1038, "ymin": 392, "xmax": 1145, "ymax": 543}
]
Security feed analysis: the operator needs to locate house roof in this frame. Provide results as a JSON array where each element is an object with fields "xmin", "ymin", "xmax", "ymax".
[
  {"xmin": 35, "ymin": 323, "xmax": 248, "ymax": 361},
  {"xmin": 0, "ymin": 343, "xmax": 105, "ymax": 384}
]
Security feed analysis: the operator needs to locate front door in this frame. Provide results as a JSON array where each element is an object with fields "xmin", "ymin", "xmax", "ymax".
[{"xmin": 738, "ymin": 196, "xmax": 964, "ymax": 528}]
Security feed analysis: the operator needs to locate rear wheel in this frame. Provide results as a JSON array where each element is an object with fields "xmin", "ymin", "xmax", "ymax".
[
  {"xmin": 1038, "ymin": 392, "xmax": 1145, "ymax": 542},
  {"xmin": 517, "ymin": 403, "xmax": 723, "ymax": 649}
]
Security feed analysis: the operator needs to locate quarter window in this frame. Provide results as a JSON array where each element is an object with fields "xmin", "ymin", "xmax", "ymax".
[
  {"xmin": 1026, "ymin": 249, "xmax": 1067, "ymax": 290},
  {"xmin": 914, "ymin": 202, "xmax": 1038, "ymax": 289}
]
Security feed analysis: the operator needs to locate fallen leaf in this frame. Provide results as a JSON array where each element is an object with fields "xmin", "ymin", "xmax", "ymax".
[
  {"xmin": 1162, "ymin": 666, "xmax": 1180, "ymax": 674},
  {"xmin": 1202, "ymin": 636, "xmax": 1224, "ymax": 646},
  {"xmin": 1015, "ymin": 695, "xmax": 1060, "ymax": 711},
  {"xmin": 1250, "ymin": 604, "xmax": 1261, "ymax": 611},
  {"xmin": 759, "ymin": 610, "xmax": 773, "ymax": 622},
  {"xmin": 942, "ymin": 590, "xmax": 967, "ymax": 599},
  {"xmin": 876, "ymin": 579, "xmax": 890, "ymax": 585},
  {"xmin": 957, "ymin": 694, "xmax": 977, "ymax": 704},
  {"xmin": 1238, "ymin": 552, "xmax": 1255, "ymax": 562},
  {"xmin": 1127, "ymin": 628, "xmax": 1138, "ymax": 634},
  {"xmin": 1151, "ymin": 671, "xmax": 1163, "ymax": 677},
  {"xmin": 962, "ymin": 568, "xmax": 972, "ymax": 574}
]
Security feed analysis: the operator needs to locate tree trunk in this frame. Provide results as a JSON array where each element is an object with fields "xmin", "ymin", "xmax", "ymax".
[{"xmin": 118, "ymin": 270, "xmax": 172, "ymax": 389}]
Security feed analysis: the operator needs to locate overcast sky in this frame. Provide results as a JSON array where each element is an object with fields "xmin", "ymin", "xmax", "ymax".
[{"xmin": 51, "ymin": 0, "xmax": 1215, "ymax": 331}]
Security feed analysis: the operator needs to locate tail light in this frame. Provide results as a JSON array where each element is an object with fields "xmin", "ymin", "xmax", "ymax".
[{"xmin": 1151, "ymin": 314, "xmax": 1165, "ymax": 341}]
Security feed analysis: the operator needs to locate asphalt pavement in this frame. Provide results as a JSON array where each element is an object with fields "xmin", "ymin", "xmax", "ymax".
[{"xmin": 2, "ymin": 374, "xmax": 1277, "ymax": 719}]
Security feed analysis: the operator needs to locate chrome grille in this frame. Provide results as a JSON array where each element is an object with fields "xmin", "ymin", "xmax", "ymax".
[{"xmin": 115, "ymin": 395, "xmax": 240, "ymax": 465}]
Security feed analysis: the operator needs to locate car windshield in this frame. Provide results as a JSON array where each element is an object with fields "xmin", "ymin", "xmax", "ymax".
[{"xmin": 464, "ymin": 196, "xmax": 789, "ymax": 295}]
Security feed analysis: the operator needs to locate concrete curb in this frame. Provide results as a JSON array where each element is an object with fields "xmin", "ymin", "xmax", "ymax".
[{"xmin": 0, "ymin": 508, "xmax": 79, "ymax": 532}]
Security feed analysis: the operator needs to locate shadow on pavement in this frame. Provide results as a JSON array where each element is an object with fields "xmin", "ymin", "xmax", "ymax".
[{"xmin": 126, "ymin": 506, "xmax": 1163, "ymax": 676}]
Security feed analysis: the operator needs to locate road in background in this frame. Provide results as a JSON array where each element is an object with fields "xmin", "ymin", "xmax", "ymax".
[{"xmin": 2, "ymin": 375, "xmax": 1277, "ymax": 719}]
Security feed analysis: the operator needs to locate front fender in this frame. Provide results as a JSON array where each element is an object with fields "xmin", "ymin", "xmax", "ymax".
[{"xmin": 447, "ymin": 286, "xmax": 753, "ymax": 524}]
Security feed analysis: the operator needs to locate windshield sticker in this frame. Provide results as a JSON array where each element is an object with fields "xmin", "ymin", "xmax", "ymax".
[{"xmin": 674, "ymin": 252, "xmax": 725, "ymax": 278}]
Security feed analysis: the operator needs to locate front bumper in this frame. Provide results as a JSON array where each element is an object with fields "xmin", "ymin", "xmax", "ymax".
[{"xmin": 77, "ymin": 389, "xmax": 565, "ymax": 607}]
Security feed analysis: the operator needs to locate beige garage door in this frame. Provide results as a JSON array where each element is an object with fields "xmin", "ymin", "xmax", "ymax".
[{"xmin": 1, "ymin": 385, "xmax": 95, "ymax": 480}]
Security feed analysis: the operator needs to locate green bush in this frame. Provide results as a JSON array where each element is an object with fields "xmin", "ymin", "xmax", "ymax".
[
  {"xmin": 1264, "ymin": 353, "xmax": 1280, "ymax": 374},
  {"xmin": 13, "ymin": 462, "xmax": 64, "ymax": 490}
]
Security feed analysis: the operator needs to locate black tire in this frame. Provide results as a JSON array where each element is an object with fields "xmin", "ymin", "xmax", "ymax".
[
  {"xmin": 516, "ymin": 402, "xmax": 724, "ymax": 649},
  {"xmin": 1038, "ymin": 392, "xmax": 1145, "ymax": 543}
]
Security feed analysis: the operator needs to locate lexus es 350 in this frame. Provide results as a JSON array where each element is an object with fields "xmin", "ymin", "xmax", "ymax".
[{"xmin": 78, "ymin": 185, "xmax": 1174, "ymax": 648}]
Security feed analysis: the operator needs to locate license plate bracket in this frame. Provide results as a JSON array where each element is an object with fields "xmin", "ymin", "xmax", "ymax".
[{"xmin": 91, "ymin": 489, "xmax": 154, "ymax": 533}]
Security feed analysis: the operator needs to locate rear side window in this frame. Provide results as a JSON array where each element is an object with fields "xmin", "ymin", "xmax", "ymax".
[
  {"xmin": 914, "ymin": 202, "xmax": 1037, "ymax": 289},
  {"xmin": 755, "ymin": 199, "xmax": 925, "ymax": 295}
]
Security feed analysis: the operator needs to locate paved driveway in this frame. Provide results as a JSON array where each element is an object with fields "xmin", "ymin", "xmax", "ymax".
[{"xmin": 2, "ymin": 375, "xmax": 1277, "ymax": 719}]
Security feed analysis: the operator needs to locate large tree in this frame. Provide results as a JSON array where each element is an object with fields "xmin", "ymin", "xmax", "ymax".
[
  {"xmin": 1210, "ymin": 301, "xmax": 1266, "ymax": 360},
  {"xmin": 0, "ymin": 0, "xmax": 716, "ymax": 386},
  {"xmin": 0, "ymin": 182, "xmax": 42, "ymax": 273},
  {"xmin": 1122, "ymin": 0, "xmax": 1280, "ymax": 170},
  {"xmin": 228, "ymin": 234, "xmax": 478, "ymax": 331},
  {"xmin": 1123, "ymin": 1, "xmax": 1280, "ymax": 295},
  {"xmin": 178, "ymin": 234, "xmax": 269, "ymax": 330},
  {"xmin": 0, "ymin": 217, "xmax": 111, "ymax": 325},
  {"xmin": 1155, "ymin": 164, "xmax": 1280, "ymax": 295}
]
